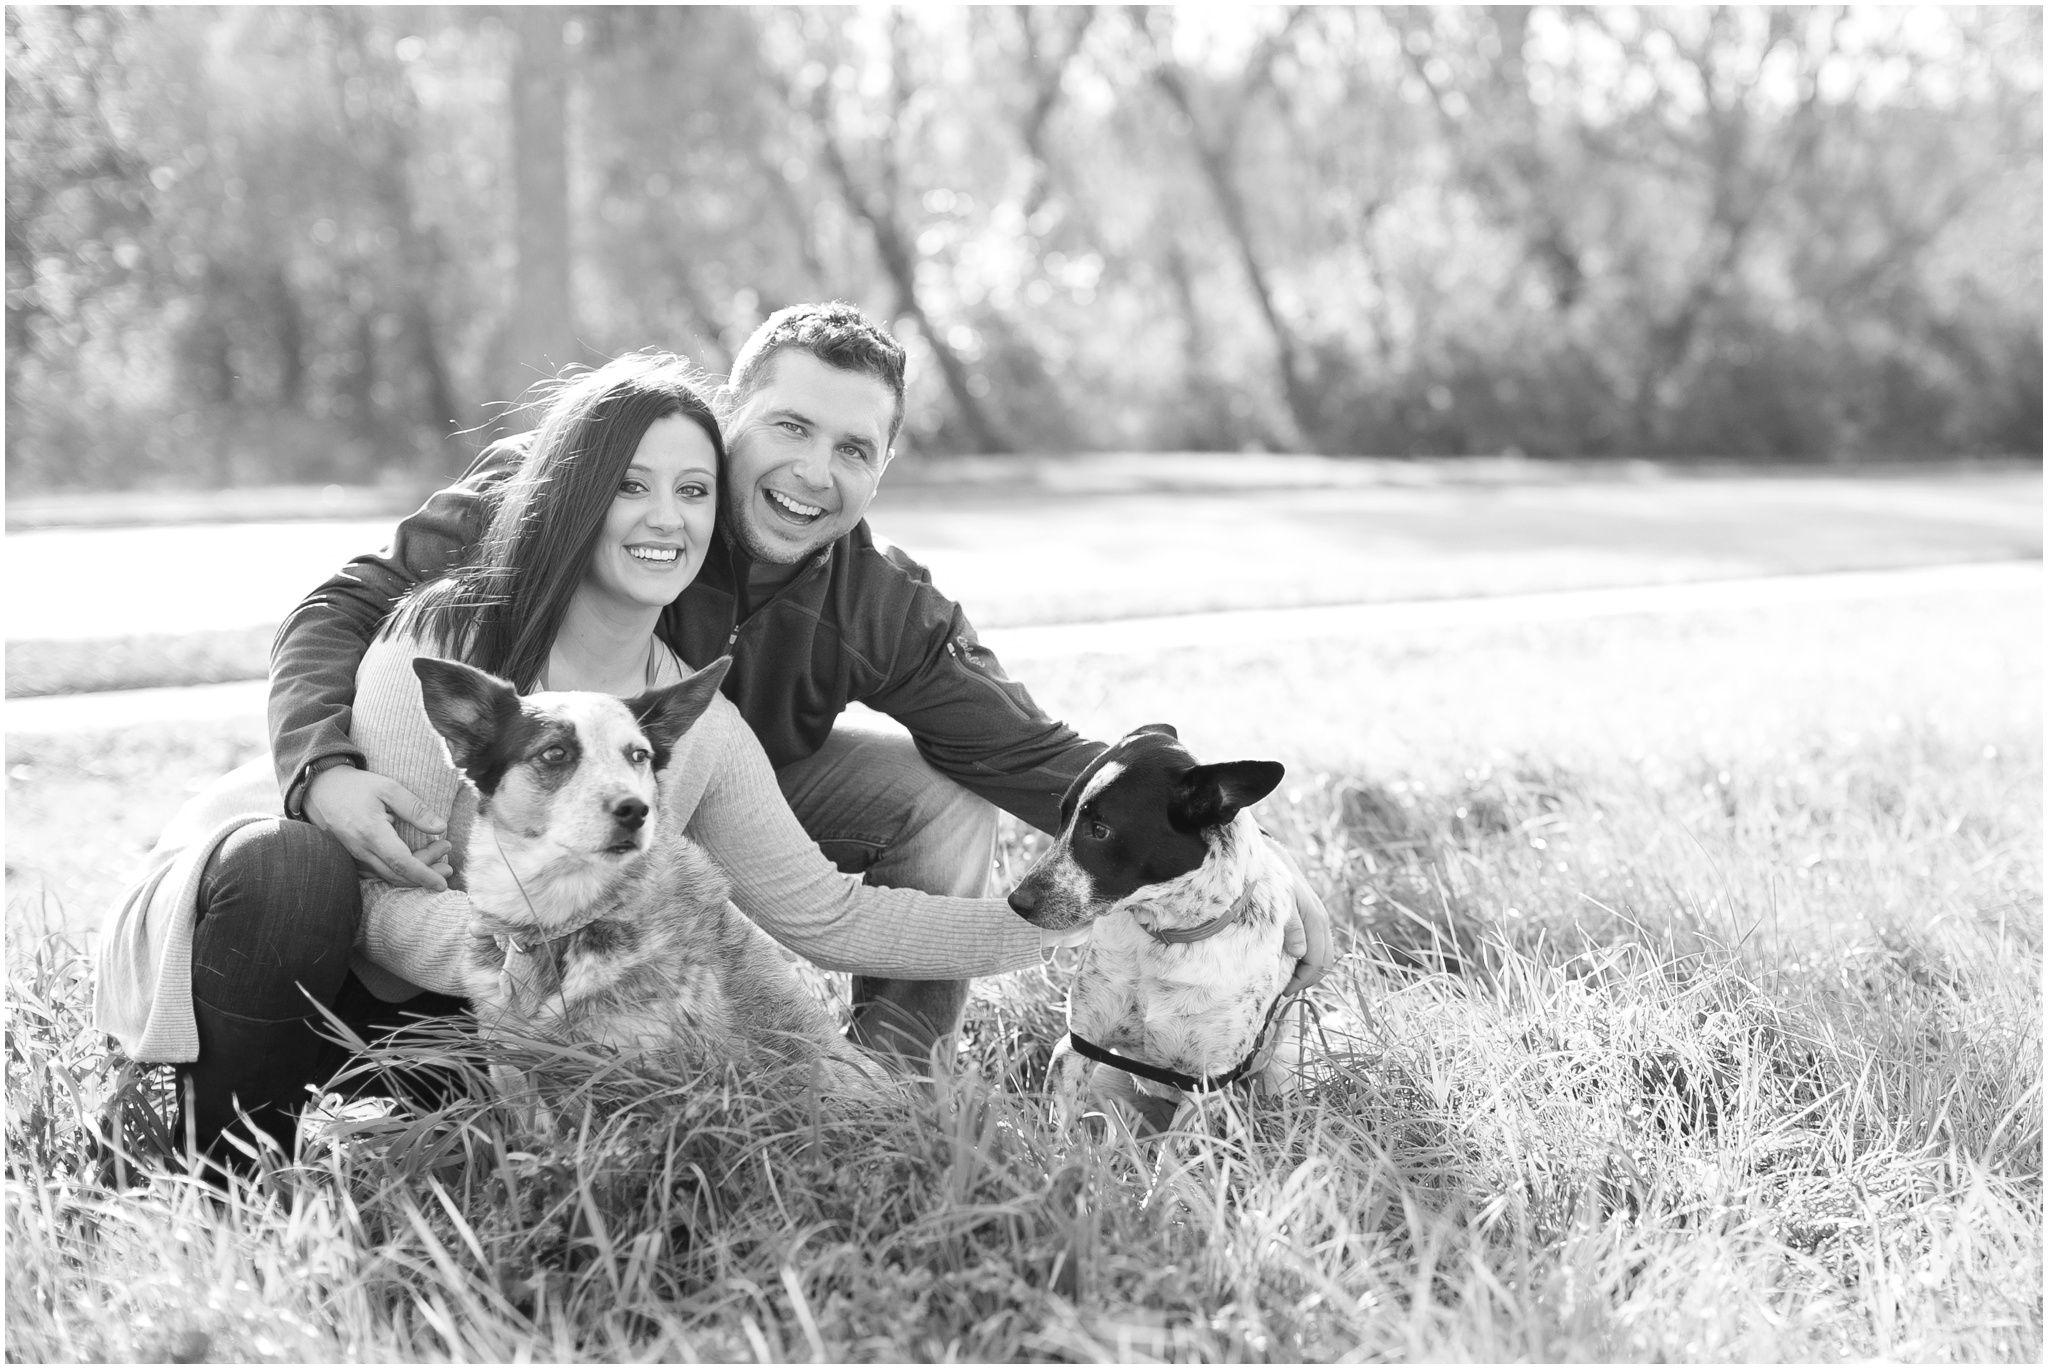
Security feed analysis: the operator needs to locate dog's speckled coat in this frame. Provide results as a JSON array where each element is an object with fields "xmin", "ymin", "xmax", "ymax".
[{"xmin": 413, "ymin": 656, "xmax": 880, "ymax": 1092}]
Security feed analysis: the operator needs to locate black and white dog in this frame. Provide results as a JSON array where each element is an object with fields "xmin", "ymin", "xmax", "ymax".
[{"xmin": 1008, "ymin": 724, "xmax": 1300, "ymax": 1134}]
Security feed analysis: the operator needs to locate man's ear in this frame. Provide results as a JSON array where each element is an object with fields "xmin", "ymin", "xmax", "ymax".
[
  {"xmin": 1168, "ymin": 759, "xmax": 1285, "ymax": 833},
  {"xmin": 625, "ymin": 656, "xmax": 732, "ymax": 771},
  {"xmin": 412, "ymin": 657, "xmax": 522, "ymax": 780}
]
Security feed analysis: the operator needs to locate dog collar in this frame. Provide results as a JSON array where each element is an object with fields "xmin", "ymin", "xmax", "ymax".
[
  {"xmin": 1065, "ymin": 992, "xmax": 1290, "ymax": 1095},
  {"xmin": 1140, "ymin": 886, "xmax": 1260, "ymax": 946}
]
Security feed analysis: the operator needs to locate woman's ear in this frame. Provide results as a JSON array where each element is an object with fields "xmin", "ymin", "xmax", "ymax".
[{"xmin": 626, "ymin": 656, "xmax": 732, "ymax": 770}]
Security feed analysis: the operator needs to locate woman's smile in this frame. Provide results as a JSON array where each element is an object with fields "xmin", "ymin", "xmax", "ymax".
[{"xmin": 583, "ymin": 414, "xmax": 720, "ymax": 611}]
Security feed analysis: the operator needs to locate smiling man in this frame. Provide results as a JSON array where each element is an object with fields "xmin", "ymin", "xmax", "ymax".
[{"xmin": 267, "ymin": 302, "xmax": 1331, "ymax": 1068}]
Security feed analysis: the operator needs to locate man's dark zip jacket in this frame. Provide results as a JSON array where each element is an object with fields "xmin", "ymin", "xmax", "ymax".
[{"xmin": 268, "ymin": 440, "xmax": 1104, "ymax": 835}]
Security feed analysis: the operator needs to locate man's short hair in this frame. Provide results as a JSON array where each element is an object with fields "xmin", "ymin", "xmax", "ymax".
[{"xmin": 723, "ymin": 302, "xmax": 908, "ymax": 446}]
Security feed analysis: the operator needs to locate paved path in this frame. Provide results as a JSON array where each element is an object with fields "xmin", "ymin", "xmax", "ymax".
[
  {"xmin": 8, "ymin": 560, "xmax": 2034, "ymax": 736},
  {"xmin": 6, "ymin": 468, "xmax": 2037, "ymax": 642}
]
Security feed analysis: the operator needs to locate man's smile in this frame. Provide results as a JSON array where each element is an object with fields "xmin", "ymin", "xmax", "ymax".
[{"xmin": 765, "ymin": 489, "xmax": 826, "ymax": 524}]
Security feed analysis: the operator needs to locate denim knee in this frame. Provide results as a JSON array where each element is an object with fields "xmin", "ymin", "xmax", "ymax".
[{"xmin": 192, "ymin": 819, "xmax": 359, "ymax": 1018}]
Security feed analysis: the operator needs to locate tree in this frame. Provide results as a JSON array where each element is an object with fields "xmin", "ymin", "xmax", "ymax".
[{"xmin": 502, "ymin": 4, "xmax": 574, "ymax": 412}]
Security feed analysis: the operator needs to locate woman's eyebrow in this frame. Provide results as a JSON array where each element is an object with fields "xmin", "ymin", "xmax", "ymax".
[{"xmin": 624, "ymin": 461, "xmax": 717, "ymax": 476}]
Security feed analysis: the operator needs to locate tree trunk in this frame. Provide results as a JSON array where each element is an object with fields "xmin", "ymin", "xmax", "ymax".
[
  {"xmin": 265, "ymin": 264, "xmax": 305, "ymax": 407},
  {"xmin": 806, "ymin": 43, "xmax": 1009, "ymax": 453},
  {"xmin": 505, "ymin": 5, "xmax": 575, "ymax": 412},
  {"xmin": 1149, "ymin": 20, "xmax": 1320, "ymax": 450}
]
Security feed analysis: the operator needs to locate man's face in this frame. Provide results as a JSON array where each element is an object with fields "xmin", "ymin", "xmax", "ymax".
[{"xmin": 721, "ymin": 350, "xmax": 895, "ymax": 565}]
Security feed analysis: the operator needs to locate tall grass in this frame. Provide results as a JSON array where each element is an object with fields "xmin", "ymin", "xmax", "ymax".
[{"xmin": 8, "ymin": 710, "xmax": 2038, "ymax": 1362}]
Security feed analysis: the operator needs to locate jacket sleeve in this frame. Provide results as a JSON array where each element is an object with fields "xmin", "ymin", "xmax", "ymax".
[
  {"xmin": 860, "ymin": 581, "xmax": 1104, "ymax": 835},
  {"xmin": 267, "ymin": 440, "xmax": 522, "ymax": 813}
]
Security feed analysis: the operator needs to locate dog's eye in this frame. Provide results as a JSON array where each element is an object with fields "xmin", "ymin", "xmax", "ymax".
[
  {"xmin": 627, "ymin": 745, "xmax": 652, "ymax": 766},
  {"xmin": 1084, "ymin": 819, "xmax": 1113, "ymax": 842},
  {"xmin": 538, "ymin": 745, "xmax": 570, "ymax": 765}
]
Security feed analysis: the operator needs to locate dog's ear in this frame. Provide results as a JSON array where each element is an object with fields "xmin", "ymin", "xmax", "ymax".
[
  {"xmin": 1168, "ymin": 759, "xmax": 1285, "ymax": 833},
  {"xmin": 1131, "ymin": 723, "xmax": 1179, "ymax": 741},
  {"xmin": 412, "ymin": 657, "xmax": 522, "ymax": 779},
  {"xmin": 625, "ymin": 655, "xmax": 732, "ymax": 771}
]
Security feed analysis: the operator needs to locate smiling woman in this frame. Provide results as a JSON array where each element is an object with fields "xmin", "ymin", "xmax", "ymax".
[{"xmin": 391, "ymin": 354, "xmax": 728, "ymax": 695}]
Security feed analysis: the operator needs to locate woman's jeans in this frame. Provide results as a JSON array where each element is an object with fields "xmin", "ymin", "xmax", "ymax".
[{"xmin": 179, "ymin": 819, "xmax": 464, "ymax": 1164}]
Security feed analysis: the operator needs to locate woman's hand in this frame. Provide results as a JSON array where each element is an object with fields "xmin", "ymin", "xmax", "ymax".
[{"xmin": 306, "ymin": 764, "xmax": 453, "ymax": 891}]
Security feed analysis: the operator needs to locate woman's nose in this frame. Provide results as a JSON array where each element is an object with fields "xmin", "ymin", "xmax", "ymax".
[{"xmin": 645, "ymin": 488, "xmax": 683, "ymax": 529}]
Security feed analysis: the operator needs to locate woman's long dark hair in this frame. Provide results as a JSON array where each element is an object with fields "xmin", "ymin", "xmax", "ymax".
[{"xmin": 389, "ymin": 352, "xmax": 724, "ymax": 691}]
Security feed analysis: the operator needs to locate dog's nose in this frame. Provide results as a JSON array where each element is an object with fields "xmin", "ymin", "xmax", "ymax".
[
  {"xmin": 611, "ymin": 796, "xmax": 649, "ymax": 831},
  {"xmin": 1007, "ymin": 885, "xmax": 1040, "ymax": 919}
]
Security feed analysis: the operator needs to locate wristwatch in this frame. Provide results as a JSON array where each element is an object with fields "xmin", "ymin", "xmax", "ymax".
[{"xmin": 288, "ymin": 753, "xmax": 362, "ymax": 821}]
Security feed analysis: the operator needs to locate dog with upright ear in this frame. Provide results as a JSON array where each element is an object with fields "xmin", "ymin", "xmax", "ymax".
[
  {"xmin": 1168, "ymin": 760, "xmax": 1285, "ymax": 834},
  {"xmin": 622, "ymin": 657, "xmax": 731, "ymax": 772},
  {"xmin": 411, "ymin": 655, "xmax": 734, "ymax": 785},
  {"xmin": 412, "ymin": 656, "xmax": 523, "ymax": 785}
]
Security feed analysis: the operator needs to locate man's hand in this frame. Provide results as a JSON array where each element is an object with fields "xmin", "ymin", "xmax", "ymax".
[
  {"xmin": 1268, "ymin": 837, "xmax": 1334, "ymax": 994},
  {"xmin": 305, "ymin": 764, "xmax": 453, "ymax": 892}
]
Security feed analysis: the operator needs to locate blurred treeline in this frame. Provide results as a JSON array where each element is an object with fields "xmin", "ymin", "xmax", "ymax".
[{"xmin": 6, "ymin": 5, "xmax": 2041, "ymax": 492}]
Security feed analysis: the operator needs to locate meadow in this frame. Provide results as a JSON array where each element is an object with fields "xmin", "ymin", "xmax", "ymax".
[{"xmin": 5, "ymin": 581, "xmax": 2040, "ymax": 1361}]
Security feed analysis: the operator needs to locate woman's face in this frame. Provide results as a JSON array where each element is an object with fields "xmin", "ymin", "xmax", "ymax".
[{"xmin": 583, "ymin": 413, "xmax": 720, "ymax": 612}]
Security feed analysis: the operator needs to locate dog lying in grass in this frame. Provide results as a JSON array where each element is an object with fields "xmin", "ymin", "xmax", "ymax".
[
  {"xmin": 1007, "ymin": 724, "xmax": 1300, "ymax": 1135},
  {"xmin": 411, "ymin": 655, "xmax": 883, "ymax": 1097}
]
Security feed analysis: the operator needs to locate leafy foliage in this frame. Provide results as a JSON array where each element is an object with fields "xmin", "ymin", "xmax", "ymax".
[{"xmin": 5, "ymin": 6, "xmax": 2040, "ymax": 492}]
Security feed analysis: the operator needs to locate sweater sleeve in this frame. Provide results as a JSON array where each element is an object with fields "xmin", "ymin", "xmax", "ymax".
[
  {"xmin": 684, "ymin": 700, "xmax": 1046, "ymax": 978},
  {"xmin": 349, "ymin": 633, "xmax": 484, "ymax": 995}
]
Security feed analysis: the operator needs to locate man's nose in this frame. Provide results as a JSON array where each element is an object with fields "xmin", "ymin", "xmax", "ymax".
[{"xmin": 792, "ymin": 439, "xmax": 832, "ymax": 488}]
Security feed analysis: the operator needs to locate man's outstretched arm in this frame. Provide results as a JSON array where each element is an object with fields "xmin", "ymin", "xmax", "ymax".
[
  {"xmin": 863, "ymin": 588, "xmax": 1335, "ymax": 992},
  {"xmin": 268, "ymin": 441, "xmax": 521, "ymax": 884}
]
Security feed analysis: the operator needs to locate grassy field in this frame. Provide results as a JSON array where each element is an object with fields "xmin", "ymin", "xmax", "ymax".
[{"xmin": 5, "ymin": 584, "xmax": 2040, "ymax": 1361}]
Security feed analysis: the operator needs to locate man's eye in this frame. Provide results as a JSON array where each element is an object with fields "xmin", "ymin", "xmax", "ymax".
[
  {"xmin": 779, "ymin": 420, "xmax": 804, "ymax": 435},
  {"xmin": 539, "ymin": 745, "xmax": 570, "ymax": 765}
]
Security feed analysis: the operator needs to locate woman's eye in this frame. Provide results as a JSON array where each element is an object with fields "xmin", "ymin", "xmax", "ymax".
[
  {"xmin": 619, "ymin": 479, "xmax": 646, "ymax": 495},
  {"xmin": 539, "ymin": 745, "xmax": 569, "ymax": 765},
  {"xmin": 680, "ymin": 482, "xmax": 709, "ymax": 499}
]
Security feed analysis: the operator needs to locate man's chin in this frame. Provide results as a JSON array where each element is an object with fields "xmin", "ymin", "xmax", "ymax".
[{"xmin": 733, "ymin": 517, "xmax": 828, "ymax": 566}]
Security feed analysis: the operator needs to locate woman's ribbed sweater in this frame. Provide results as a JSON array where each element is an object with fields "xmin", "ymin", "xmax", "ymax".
[{"xmin": 349, "ymin": 631, "xmax": 1046, "ymax": 1000}]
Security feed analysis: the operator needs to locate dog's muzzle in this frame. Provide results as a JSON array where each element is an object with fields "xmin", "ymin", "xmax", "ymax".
[{"xmin": 1007, "ymin": 882, "xmax": 1043, "ymax": 922}]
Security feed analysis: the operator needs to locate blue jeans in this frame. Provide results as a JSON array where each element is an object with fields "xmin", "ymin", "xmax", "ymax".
[
  {"xmin": 179, "ymin": 819, "xmax": 464, "ymax": 1163},
  {"xmin": 775, "ymin": 714, "xmax": 998, "ymax": 1070}
]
